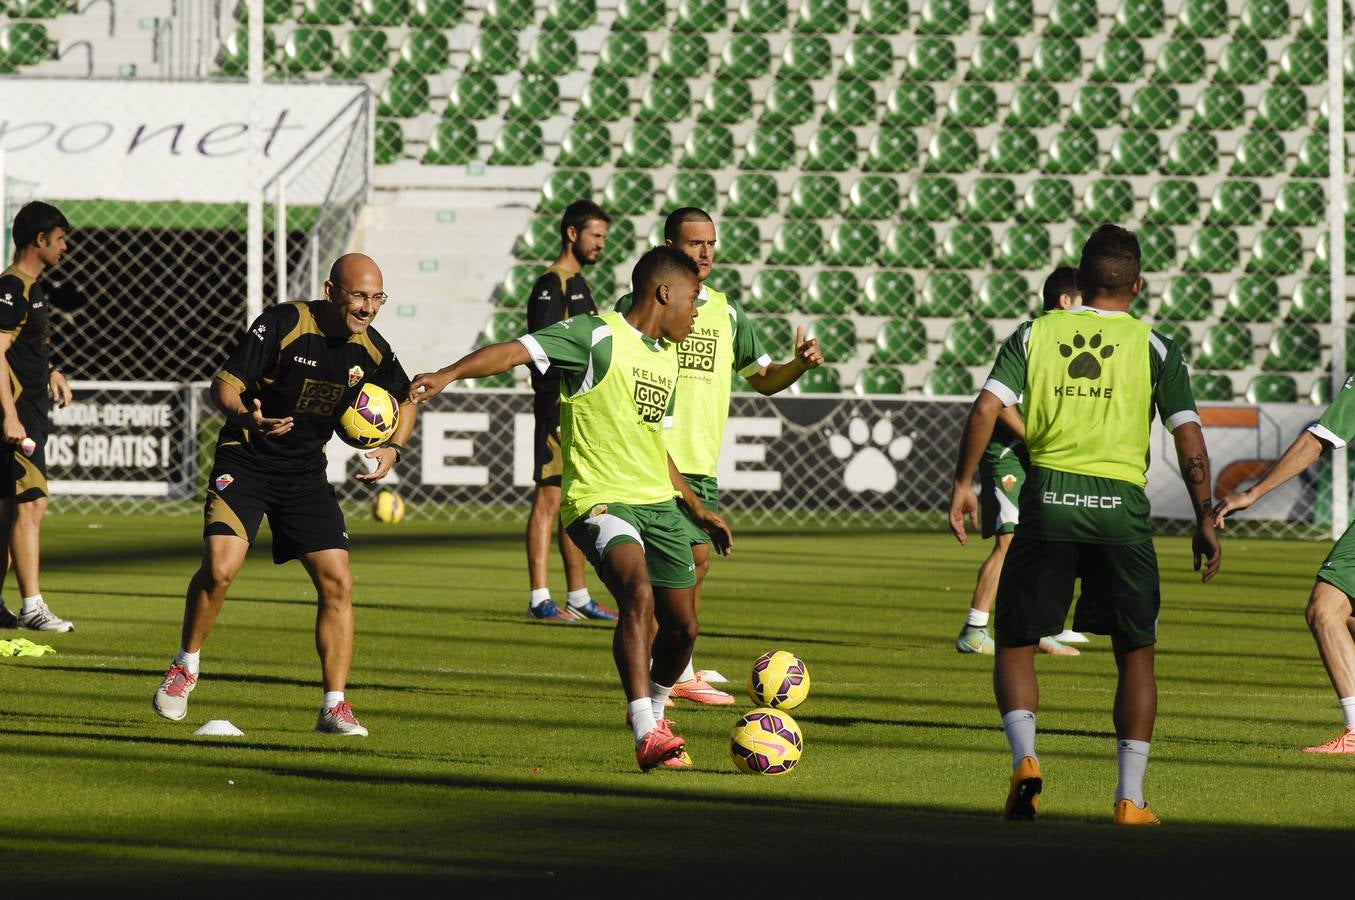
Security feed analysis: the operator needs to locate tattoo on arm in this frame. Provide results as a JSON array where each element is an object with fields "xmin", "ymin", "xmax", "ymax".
[{"xmin": 1184, "ymin": 455, "xmax": 1207, "ymax": 487}]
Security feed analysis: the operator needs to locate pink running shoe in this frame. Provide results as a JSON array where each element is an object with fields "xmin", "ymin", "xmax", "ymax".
[
  {"xmin": 635, "ymin": 726, "xmax": 685, "ymax": 771},
  {"xmin": 672, "ymin": 678, "xmax": 734, "ymax": 705},
  {"xmin": 1302, "ymin": 727, "xmax": 1355, "ymax": 754},
  {"xmin": 316, "ymin": 700, "xmax": 369, "ymax": 736},
  {"xmin": 152, "ymin": 663, "xmax": 197, "ymax": 721}
]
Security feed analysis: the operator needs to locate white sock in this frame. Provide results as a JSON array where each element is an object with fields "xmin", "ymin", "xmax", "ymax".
[
  {"xmin": 1002, "ymin": 709, "xmax": 1037, "ymax": 769},
  {"xmin": 629, "ymin": 699, "xmax": 656, "ymax": 742},
  {"xmin": 1339, "ymin": 697, "xmax": 1355, "ymax": 731},
  {"xmin": 678, "ymin": 659, "xmax": 696, "ymax": 683},
  {"xmin": 21, "ymin": 594, "xmax": 42, "ymax": 614},
  {"xmin": 965, "ymin": 608, "xmax": 990, "ymax": 628},
  {"xmin": 323, "ymin": 691, "xmax": 345, "ymax": 710},
  {"xmin": 175, "ymin": 648, "xmax": 200, "ymax": 676},
  {"xmin": 1115, "ymin": 739, "xmax": 1150, "ymax": 807},
  {"xmin": 650, "ymin": 680, "xmax": 674, "ymax": 720},
  {"xmin": 529, "ymin": 588, "xmax": 551, "ymax": 608},
  {"xmin": 566, "ymin": 588, "xmax": 591, "ymax": 609}
]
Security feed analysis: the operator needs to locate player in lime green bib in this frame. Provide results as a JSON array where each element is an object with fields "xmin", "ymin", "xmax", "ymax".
[
  {"xmin": 410, "ymin": 247, "xmax": 732, "ymax": 771},
  {"xmin": 949, "ymin": 225, "xmax": 1221, "ymax": 825}
]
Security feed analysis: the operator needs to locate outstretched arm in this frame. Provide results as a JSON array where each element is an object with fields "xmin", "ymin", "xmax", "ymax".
[
  {"xmin": 1214, "ymin": 430, "xmax": 1326, "ymax": 527},
  {"xmin": 409, "ymin": 340, "xmax": 532, "ymax": 404},
  {"xmin": 1173, "ymin": 421, "xmax": 1221, "ymax": 582},
  {"xmin": 948, "ymin": 389, "xmax": 1004, "ymax": 545}
]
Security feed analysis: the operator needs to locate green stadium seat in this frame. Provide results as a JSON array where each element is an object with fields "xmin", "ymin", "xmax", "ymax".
[
  {"xmin": 963, "ymin": 177, "xmax": 1017, "ymax": 222},
  {"xmin": 603, "ymin": 171, "xmax": 653, "ymax": 215},
  {"xmin": 994, "ymin": 224, "xmax": 1051, "ymax": 270},
  {"xmin": 882, "ymin": 223, "xmax": 937, "ymax": 267},
  {"xmin": 1093, "ymin": 39, "xmax": 1145, "ymax": 82},
  {"xmin": 234, "ymin": 0, "xmax": 288, "ymax": 21},
  {"xmin": 725, "ymin": 174, "xmax": 779, "ymax": 217},
  {"xmin": 499, "ymin": 264, "xmax": 542, "ymax": 307},
  {"xmin": 1081, "ymin": 179, "xmax": 1134, "ymax": 223},
  {"xmin": 906, "ymin": 176, "xmax": 958, "ymax": 221},
  {"xmin": 1158, "ymin": 275, "xmax": 1213, "ymax": 320},
  {"xmin": 1316, "ymin": 91, "xmax": 1355, "ymax": 131},
  {"xmin": 1161, "ymin": 131, "xmax": 1219, "ymax": 176},
  {"xmin": 1059, "ymin": 224, "xmax": 1094, "ymax": 266},
  {"xmin": 677, "ymin": 0, "xmax": 727, "ymax": 30},
  {"xmin": 827, "ymin": 223, "xmax": 881, "ymax": 266},
  {"xmin": 557, "ymin": 123, "xmax": 611, "ymax": 167},
  {"xmin": 857, "ymin": 0, "xmax": 909, "ymax": 33},
  {"xmin": 299, "ymin": 0, "xmax": 347, "ymax": 25},
  {"xmin": 1271, "ymin": 181, "xmax": 1326, "ymax": 227},
  {"xmin": 1289, "ymin": 277, "xmax": 1330, "ymax": 322},
  {"xmin": 924, "ymin": 127, "xmax": 979, "ymax": 173},
  {"xmin": 1237, "ymin": 0, "xmax": 1292, "ymax": 38},
  {"xmin": 545, "ymin": 0, "xmax": 596, "ymax": 29},
  {"xmin": 1152, "ymin": 322, "xmax": 1193, "ymax": 362},
  {"xmin": 489, "ymin": 122, "xmax": 544, "ymax": 165},
  {"xmin": 768, "ymin": 222, "xmax": 825, "ymax": 264},
  {"xmin": 607, "ymin": 219, "xmax": 639, "ymax": 258},
  {"xmin": 1145, "ymin": 181, "xmax": 1199, "ymax": 225},
  {"xmin": 507, "ymin": 75, "xmax": 560, "ymax": 120},
  {"xmin": 1278, "ymin": 39, "xmax": 1325, "ymax": 84},
  {"xmin": 1150, "ymin": 39, "xmax": 1206, "ymax": 83},
  {"xmin": 741, "ymin": 125, "xmax": 796, "ymax": 170},
  {"xmin": 666, "ymin": 172, "xmax": 719, "ymax": 211},
  {"xmin": 1192, "ymin": 372, "xmax": 1234, "ymax": 400},
  {"xmin": 761, "ymin": 79, "xmax": 815, "ymax": 124},
  {"xmin": 1006, "ymin": 84, "xmax": 1060, "ymax": 127},
  {"xmin": 410, "ymin": 0, "xmax": 462, "ymax": 26},
  {"xmin": 947, "ymin": 84, "xmax": 998, "ymax": 126},
  {"xmin": 1264, "ymin": 323, "xmax": 1321, "ymax": 371},
  {"xmin": 967, "ymin": 38, "xmax": 1021, "ymax": 81},
  {"xmin": 443, "ymin": 74, "xmax": 497, "ymax": 122},
  {"xmin": 1195, "ymin": 322, "xmax": 1254, "ymax": 370},
  {"xmin": 1193, "ymin": 85, "xmax": 1245, "ymax": 130},
  {"xmin": 795, "ymin": 0, "xmax": 848, "ymax": 31},
  {"xmin": 1138, "ymin": 225, "xmax": 1178, "ymax": 271},
  {"xmin": 1068, "ymin": 85, "xmax": 1121, "ymax": 128},
  {"xmin": 539, "ymin": 170, "xmax": 592, "ymax": 213},
  {"xmin": 842, "ymin": 35, "xmax": 895, "ymax": 80},
  {"xmin": 1292, "ymin": 133, "xmax": 1331, "ymax": 177},
  {"xmin": 1176, "ymin": 0, "xmax": 1228, "ymax": 35},
  {"xmin": 1045, "ymin": 0, "xmax": 1097, "ymax": 36},
  {"xmin": 1312, "ymin": 231, "xmax": 1355, "ymax": 274},
  {"xmin": 1183, "ymin": 227, "xmax": 1238, "ymax": 272},
  {"xmin": 1246, "ymin": 228, "xmax": 1304, "ymax": 275},
  {"xmin": 704, "ymin": 267, "xmax": 742, "ymax": 303},
  {"xmin": 1019, "ymin": 178, "xmax": 1074, "ymax": 222},
  {"xmin": 904, "ymin": 36, "xmax": 957, "ymax": 81},
  {"xmin": 806, "ymin": 126, "xmax": 859, "ymax": 171},
  {"xmin": 719, "ymin": 220, "xmax": 762, "ymax": 264},
  {"xmin": 737, "ymin": 0, "xmax": 787, "ymax": 31},
  {"xmin": 824, "ymin": 80, "xmax": 879, "ymax": 126},
  {"xmin": 1246, "ymin": 374, "xmax": 1299, "ymax": 403},
  {"xmin": 749, "ymin": 270, "xmax": 802, "ymax": 313},
  {"xmin": 681, "ymin": 124, "xmax": 735, "ymax": 169},
  {"xmin": 917, "ymin": 272, "xmax": 973, "ymax": 316},
  {"xmin": 862, "ymin": 272, "xmax": 917, "ymax": 316},
  {"xmin": 806, "ymin": 271, "xmax": 860, "ymax": 314},
  {"xmin": 517, "ymin": 217, "xmax": 559, "ymax": 260},
  {"xmin": 856, "ymin": 366, "xmax": 906, "ymax": 395},
  {"xmin": 333, "ymin": 28, "xmax": 388, "ymax": 76},
  {"xmin": 1027, "ymin": 38, "xmax": 1081, "ymax": 82},
  {"xmin": 794, "ymin": 366, "xmax": 843, "ymax": 394},
  {"xmin": 281, "ymin": 28, "xmax": 334, "ymax": 74},
  {"xmin": 374, "ymin": 119, "xmax": 404, "ymax": 165},
  {"xmin": 1254, "ymin": 86, "xmax": 1308, "ymax": 131},
  {"xmin": 924, "ymin": 364, "xmax": 975, "ymax": 396},
  {"xmin": 787, "ymin": 175, "xmax": 842, "ymax": 219},
  {"xmin": 1207, "ymin": 181, "xmax": 1263, "ymax": 226},
  {"xmin": 1231, "ymin": 132, "xmax": 1287, "ymax": 176},
  {"xmin": 356, "ymin": 0, "xmax": 408, "ymax": 24},
  {"xmin": 378, "ymin": 70, "xmax": 430, "ymax": 117},
  {"xmin": 480, "ymin": 310, "xmax": 523, "ymax": 345},
  {"xmin": 612, "ymin": 0, "xmax": 664, "ymax": 30},
  {"xmin": 721, "ymin": 34, "xmax": 772, "ymax": 78},
  {"xmin": 919, "ymin": 0, "xmax": 970, "ymax": 33},
  {"xmin": 976, "ymin": 273, "xmax": 1031, "ymax": 318},
  {"xmin": 1213, "ymin": 38, "xmax": 1268, "ymax": 85},
  {"xmin": 864, "ymin": 128, "xmax": 921, "ymax": 172},
  {"xmin": 1114, "ymin": 0, "xmax": 1165, "ymax": 35},
  {"xmin": 1313, "ymin": 376, "xmax": 1333, "ymax": 404},
  {"xmin": 217, "ymin": 28, "xmax": 271, "ymax": 76},
  {"xmin": 639, "ymin": 77, "xmax": 692, "ymax": 123},
  {"xmin": 750, "ymin": 316, "xmax": 792, "ymax": 353},
  {"xmin": 596, "ymin": 33, "xmax": 647, "ymax": 76},
  {"xmin": 882, "ymin": 84, "xmax": 935, "ymax": 126},
  {"xmin": 985, "ymin": 129, "xmax": 1040, "ymax": 173},
  {"xmin": 469, "ymin": 28, "xmax": 519, "ymax": 74},
  {"xmin": 939, "ymin": 320, "xmax": 996, "ymax": 365},
  {"xmin": 846, "ymin": 176, "xmax": 902, "ymax": 220},
  {"xmin": 483, "ymin": 0, "xmax": 533, "ymax": 28},
  {"xmin": 779, "ymin": 34, "xmax": 833, "ymax": 79},
  {"xmin": 1223, "ymin": 276, "xmax": 1278, "ymax": 321},
  {"xmin": 525, "ymin": 30, "xmax": 577, "ymax": 75},
  {"xmin": 1044, "ymin": 132, "xmax": 1098, "ymax": 174},
  {"xmin": 617, "ymin": 124, "xmax": 672, "ymax": 168},
  {"xmin": 939, "ymin": 224, "xmax": 993, "ymax": 269},
  {"xmin": 1103, "ymin": 133, "xmax": 1158, "ymax": 175},
  {"xmin": 577, "ymin": 78, "xmax": 629, "ymax": 122},
  {"xmin": 870, "ymin": 318, "xmax": 929, "ymax": 364},
  {"xmin": 982, "ymin": 0, "xmax": 1033, "ymax": 34},
  {"xmin": 656, "ymin": 35, "xmax": 710, "ymax": 73}
]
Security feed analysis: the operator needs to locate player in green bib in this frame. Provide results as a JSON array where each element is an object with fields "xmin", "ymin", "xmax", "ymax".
[
  {"xmin": 1215, "ymin": 375, "xmax": 1355, "ymax": 755},
  {"xmin": 618, "ymin": 207, "xmax": 822, "ymax": 705},
  {"xmin": 949, "ymin": 225, "xmax": 1221, "ymax": 825},
  {"xmin": 409, "ymin": 247, "xmax": 732, "ymax": 771}
]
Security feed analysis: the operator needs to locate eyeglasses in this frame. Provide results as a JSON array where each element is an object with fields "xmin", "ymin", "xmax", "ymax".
[{"xmin": 334, "ymin": 284, "xmax": 389, "ymax": 305}]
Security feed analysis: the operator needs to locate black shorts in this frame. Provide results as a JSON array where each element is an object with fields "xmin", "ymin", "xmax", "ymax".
[
  {"xmin": 532, "ymin": 392, "xmax": 564, "ymax": 487},
  {"xmin": 203, "ymin": 447, "xmax": 348, "ymax": 564},
  {"xmin": 14, "ymin": 415, "xmax": 48, "ymax": 503}
]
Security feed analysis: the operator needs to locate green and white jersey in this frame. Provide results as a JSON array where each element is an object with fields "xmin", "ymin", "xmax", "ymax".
[
  {"xmin": 984, "ymin": 307, "xmax": 1198, "ymax": 489},
  {"xmin": 519, "ymin": 311, "xmax": 680, "ymax": 524},
  {"xmin": 1310, "ymin": 374, "xmax": 1355, "ymax": 447}
]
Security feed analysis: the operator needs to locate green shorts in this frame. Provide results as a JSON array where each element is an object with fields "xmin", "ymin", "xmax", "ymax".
[
  {"xmin": 682, "ymin": 473, "xmax": 720, "ymax": 514},
  {"xmin": 978, "ymin": 457, "xmax": 1024, "ymax": 539},
  {"xmin": 1017, "ymin": 467, "xmax": 1153, "ymax": 543},
  {"xmin": 566, "ymin": 500, "xmax": 698, "ymax": 589},
  {"xmin": 1317, "ymin": 525, "xmax": 1355, "ymax": 599},
  {"xmin": 994, "ymin": 532, "xmax": 1161, "ymax": 650}
]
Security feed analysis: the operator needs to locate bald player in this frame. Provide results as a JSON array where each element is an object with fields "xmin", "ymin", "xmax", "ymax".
[{"xmin": 151, "ymin": 254, "xmax": 417, "ymax": 737}]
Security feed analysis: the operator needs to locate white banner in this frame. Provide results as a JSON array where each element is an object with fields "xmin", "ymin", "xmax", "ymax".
[{"xmin": 0, "ymin": 79, "xmax": 366, "ymax": 204}]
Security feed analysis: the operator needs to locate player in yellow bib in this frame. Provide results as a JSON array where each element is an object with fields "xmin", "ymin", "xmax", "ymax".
[
  {"xmin": 410, "ymin": 247, "xmax": 731, "ymax": 771},
  {"xmin": 949, "ymin": 225, "xmax": 1221, "ymax": 825}
]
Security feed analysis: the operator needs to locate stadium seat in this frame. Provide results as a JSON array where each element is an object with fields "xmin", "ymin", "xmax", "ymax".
[
  {"xmin": 750, "ymin": 316, "xmax": 792, "ymax": 353},
  {"xmin": 794, "ymin": 366, "xmax": 842, "ymax": 394},
  {"xmin": 1183, "ymin": 227, "xmax": 1238, "ymax": 272},
  {"xmin": 612, "ymin": 0, "xmax": 664, "ymax": 30},
  {"xmin": 718, "ymin": 220, "xmax": 762, "ymax": 264},
  {"xmin": 725, "ymin": 174, "xmax": 779, "ymax": 217},
  {"xmin": 1207, "ymin": 181, "xmax": 1262, "ymax": 226},
  {"xmin": 806, "ymin": 126, "xmax": 859, "ymax": 171},
  {"xmin": 1113, "ymin": 0, "xmax": 1165, "ymax": 35},
  {"xmin": 857, "ymin": 0, "xmax": 909, "ymax": 33},
  {"xmin": 1081, "ymin": 179, "xmax": 1134, "ymax": 223},
  {"xmin": 704, "ymin": 268, "xmax": 743, "ymax": 303},
  {"xmin": 963, "ymin": 177, "xmax": 1017, "ymax": 222},
  {"xmin": 1193, "ymin": 85, "xmax": 1245, "ymax": 130},
  {"xmin": 924, "ymin": 128, "xmax": 979, "ymax": 173},
  {"xmin": 842, "ymin": 35, "xmax": 895, "ymax": 80},
  {"xmin": 806, "ymin": 271, "xmax": 860, "ymax": 314},
  {"xmin": 864, "ymin": 128, "xmax": 921, "ymax": 172},
  {"xmin": 924, "ymin": 364, "xmax": 975, "ymax": 396},
  {"xmin": 640, "ymin": 77, "xmax": 692, "ymax": 123},
  {"xmin": 1006, "ymin": 84, "xmax": 1061, "ymax": 127},
  {"xmin": 480, "ymin": 311, "xmax": 523, "ymax": 345},
  {"xmin": 410, "ymin": 0, "xmax": 463, "ymax": 26},
  {"xmin": 813, "ymin": 318, "xmax": 858, "ymax": 363},
  {"xmin": 357, "ymin": 0, "xmax": 410, "ymax": 24},
  {"xmin": 525, "ymin": 30, "xmax": 577, "ymax": 76},
  {"xmin": 862, "ymin": 271, "xmax": 917, "ymax": 316},
  {"xmin": 378, "ymin": 71, "xmax": 430, "ymax": 117},
  {"xmin": 984, "ymin": 129, "xmax": 1040, "ymax": 173},
  {"xmin": 281, "ymin": 28, "xmax": 334, "ymax": 74},
  {"xmin": 1214, "ymin": 38, "xmax": 1268, "ymax": 85},
  {"xmin": 976, "ymin": 273, "xmax": 1031, "ymax": 318},
  {"xmin": 906, "ymin": 176, "xmax": 958, "ymax": 221},
  {"xmin": 1292, "ymin": 133, "xmax": 1332, "ymax": 177},
  {"xmin": 1157, "ymin": 275, "xmax": 1213, "ymax": 320},
  {"xmin": 577, "ymin": 79, "xmax": 630, "ymax": 122},
  {"xmin": 1246, "ymin": 374, "xmax": 1299, "ymax": 403},
  {"xmin": 938, "ymin": 224, "xmax": 993, "ymax": 269},
  {"xmin": 596, "ymin": 33, "xmax": 647, "ymax": 76},
  {"xmin": 489, "ymin": 122, "xmax": 544, "ymax": 165},
  {"xmin": 721, "ymin": 34, "xmax": 772, "ymax": 77},
  {"xmin": 658, "ymin": 37, "xmax": 711, "ymax": 74},
  {"xmin": 681, "ymin": 125, "xmax": 734, "ymax": 169},
  {"xmin": 965, "ymin": 38, "xmax": 1019, "ymax": 82},
  {"xmin": 918, "ymin": 0, "xmax": 969, "ymax": 32},
  {"xmin": 1313, "ymin": 376, "xmax": 1333, "ymax": 404},
  {"xmin": 1231, "ymin": 132, "xmax": 1287, "ymax": 176},
  {"xmin": 1093, "ymin": 39, "xmax": 1145, "ymax": 82},
  {"xmin": 741, "ymin": 125, "xmax": 797, "ymax": 170},
  {"xmin": 1161, "ymin": 131, "xmax": 1219, "ymax": 176},
  {"xmin": 507, "ymin": 75, "xmax": 559, "ymax": 121},
  {"xmin": 736, "ymin": 0, "xmax": 787, "ymax": 31},
  {"xmin": 1068, "ymin": 85, "xmax": 1120, "ymax": 128},
  {"xmin": 539, "ymin": 170, "xmax": 592, "ymax": 213},
  {"xmin": 1223, "ymin": 276, "xmax": 1278, "ymax": 321},
  {"xmin": 1151, "ymin": 322, "xmax": 1192, "ymax": 361},
  {"xmin": 872, "ymin": 318, "xmax": 929, "ymax": 363},
  {"xmin": 904, "ymin": 36, "xmax": 957, "ymax": 81},
  {"xmin": 1192, "ymin": 372, "xmax": 1234, "ymax": 401},
  {"xmin": 606, "ymin": 218, "xmax": 638, "ymax": 258},
  {"xmin": 1316, "ymin": 91, "xmax": 1355, "ymax": 131},
  {"xmin": 882, "ymin": 223, "xmax": 937, "ymax": 267},
  {"xmin": 1019, "ymin": 178, "xmax": 1073, "ymax": 223},
  {"xmin": 824, "ymin": 80, "xmax": 879, "ymax": 126},
  {"xmin": 939, "ymin": 320, "xmax": 995, "ymax": 365},
  {"xmin": 779, "ymin": 34, "xmax": 833, "ymax": 79},
  {"xmin": 483, "ymin": 0, "xmax": 533, "ymax": 28},
  {"xmin": 1138, "ymin": 225, "xmax": 1178, "ymax": 271},
  {"xmin": 545, "ymin": 0, "xmax": 596, "ymax": 28},
  {"xmin": 1176, "ymin": 0, "xmax": 1229, "ymax": 36},
  {"xmin": 1044, "ymin": 132, "xmax": 1098, "ymax": 174},
  {"xmin": 880, "ymin": 84, "xmax": 935, "ymax": 127},
  {"xmin": 445, "ymin": 73, "xmax": 498, "ymax": 121},
  {"xmin": 1127, "ymin": 85, "xmax": 1181, "ymax": 129},
  {"xmin": 1264, "ymin": 323, "xmax": 1321, "ymax": 371},
  {"xmin": 1143, "ymin": 180, "xmax": 1198, "ymax": 225},
  {"xmin": 846, "ymin": 176, "xmax": 902, "ymax": 220},
  {"xmin": 617, "ymin": 124, "xmax": 673, "ymax": 168},
  {"xmin": 1246, "ymin": 228, "xmax": 1304, "ymax": 275},
  {"xmin": 1106, "ymin": 131, "xmax": 1159, "ymax": 175},
  {"xmin": 917, "ymin": 272, "xmax": 973, "ymax": 316},
  {"xmin": 1059, "ymin": 224, "xmax": 1094, "ymax": 266},
  {"xmin": 500, "ymin": 264, "xmax": 543, "ymax": 307},
  {"xmin": 796, "ymin": 0, "xmax": 848, "ymax": 31},
  {"xmin": 1288, "ymin": 277, "xmax": 1330, "ymax": 323},
  {"xmin": 856, "ymin": 366, "xmax": 906, "ymax": 395},
  {"xmin": 1045, "ymin": 0, "xmax": 1097, "ymax": 36},
  {"xmin": 1195, "ymin": 322, "xmax": 1254, "ymax": 370},
  {"xmin": 216, "ymin": 28, "xmax": 271, "ymax": 76},
  {"xmin": 762, "ymin": 79, "xmax": 816, "ymax": 124},
  {"xmin": 299, "ymin": 0, "xmax": 346, "ymax": 25},
  {"xmin": 768, "ymin": 222, "xmax": 825, "ymax": 264},
  {"xmin": 1254, "ymin": 86, "xmax": 1308, "ymax": 131},
  {"xmin": 828, "ymin": 223, "xmax": 882, "ymax": 266},
  {"xmin": 994, "ymin": 224, "xmax": 1051, "ymax": 270},
  {"xmin": 749, "ymin": 270, "xmax": 802, "ymax": 313},
  {"xmin": 1238, "ymin": 0, "xmax": 1292, "ymax": 38},
  {"xmin": 557, "ymin": 123, "xmax": 611, "ymax": 168},
  {"xmin": 1312, "ymin": 231, "xmax": 1355, "ymax": 274},
  {"xmin": 374, "ymin": 119, "xmax": 404, "ymax": 165},
  {"xmin": 947, "ymin": 84, "xmax": 998, "ymax": 127},
  {"xmin": 333, "ymin": 28, "xmax": 388, "ymax": 76},
  {"xmin": 604, "ymin": 171, "xmax": 654, "ymax": 215},
  {"xmin": 1272, "ymin": 181, "xmax": 1325, "ymax": 226},
  {"xmin": 788, "ymin": 175, "xmax": 842, "ymax": 219},
  {"xmin": 1150, "ymin": 39, "xmax": 1206, "ymax": 83},
  {"xmin": 1026, "ymin": 38, "xmax": 1080, "ymax": 83},
  {"xmin": 1279, "ymin": 39, "xmax": 1325, "ymax": 84},
  {"xmin": 667, "ymin": 171, "xmax": 719, "ymax": 210},
  {"xmin": 982, "ymin": 0, "xmax": 1033, "ymax": 34},
  {"xmin": 469, "ymin": 28, "xmax": 519, "ymax": 74},
  {"xmin": 677, "ymin": 0, "xmax": 727, "ymax": 31}
]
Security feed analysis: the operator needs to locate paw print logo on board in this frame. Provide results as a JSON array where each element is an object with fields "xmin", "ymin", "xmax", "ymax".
[
  {"xmin": 1059, "ymin": 332, "xmax": 1114, "ymax": 380},
  {"xmin": 827, "ymin": 417, "xmax": 914, "ymax": 493}
]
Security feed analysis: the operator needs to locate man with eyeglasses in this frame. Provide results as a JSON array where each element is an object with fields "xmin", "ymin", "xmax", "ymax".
[{"xmin": 151, "ymin": 253, "xmax": 417, "ymax": 737}]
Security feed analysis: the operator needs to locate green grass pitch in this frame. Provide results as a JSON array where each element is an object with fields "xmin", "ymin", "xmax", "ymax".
[{"xmin": 5, "ymin": 513, "xmax": 1355, "ymax": 889}]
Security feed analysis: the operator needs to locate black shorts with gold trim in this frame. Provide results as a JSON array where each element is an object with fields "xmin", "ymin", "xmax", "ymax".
[
  {"xmin": 14, "ymin": 412, "xmax": 48, "ymax": 502},
  {"xmin": 203, "ymin": 445, "xmax": 347, "ymax": 564},
  {"xmin": 532, "ymin": 391, "xmax": 564, "ymax": 487}
]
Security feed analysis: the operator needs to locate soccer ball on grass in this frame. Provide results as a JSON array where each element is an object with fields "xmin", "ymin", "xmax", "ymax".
[
  {"xmin": 371, "ymin": 489, "xmax": 405, "ymax": 523},
  {"xmin": 730, "ymin": 707, "xmax": 803, "ymax": 775}
]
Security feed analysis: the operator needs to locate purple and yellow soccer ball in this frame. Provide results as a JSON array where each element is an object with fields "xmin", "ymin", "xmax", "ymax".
[
  {"xmin": 338, "ymin": 383, "xmax": 400, "ymax": 449},
  {"xmin": 729, "ymin": 707, "xmax": 803, "ymax": 775},
  {"xmin": 747, "ymin": 650, "xmax": 811, "ymax": 710}
]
